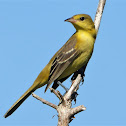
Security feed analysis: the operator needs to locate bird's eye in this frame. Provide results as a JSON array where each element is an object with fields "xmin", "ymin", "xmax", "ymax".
[{"xmin": 80, "ymin": 17, "xmax": 85, "ymax": 21}]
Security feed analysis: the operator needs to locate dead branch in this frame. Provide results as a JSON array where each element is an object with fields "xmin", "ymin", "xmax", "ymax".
[
  {"xmin": 64, "ymin": 74, "xmax": 82, "ymax": 100},
  {"xmin": 70, "ymin": 105, "xmax": 86, "ymax": 116},
  {"xmin": 94, "ymin": 0, "xmax": 106, "ymax": 33},
  {"xmin": 50, "ymin": 87, "xmax": 61, "ymax": 100},
  {"xmin": 32, "ymin": 93, "xmax": 58, "ymax": 110}
]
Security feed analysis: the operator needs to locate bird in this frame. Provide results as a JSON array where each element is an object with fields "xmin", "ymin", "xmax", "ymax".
[{"xmin": 4, "ymin": 14, "xmax": 96, "ymax": 118}]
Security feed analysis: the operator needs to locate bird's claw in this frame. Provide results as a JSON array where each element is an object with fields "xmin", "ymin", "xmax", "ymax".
[
  {"xmin": 71, "ymin": 92, "xmax": 78, "ymax": 105},
  {"xmin": 80, "ymin": 73, "xmax": 85, "ymax": 85},
  {"xmin": 71, "ymin": 69, "xmax": 85, "ymax": 86}
]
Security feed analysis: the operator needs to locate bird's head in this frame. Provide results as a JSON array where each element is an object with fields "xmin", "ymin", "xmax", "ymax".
[{"xmin": 65, "ymin": 14, "xmax": 95, "ymax": 31}]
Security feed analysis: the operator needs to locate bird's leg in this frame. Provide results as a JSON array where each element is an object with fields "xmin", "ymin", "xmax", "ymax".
[
  {"xmin": 71, "ymin": 71, "xmax": 78, "ymax": 82},
  {"xmin": 71, "ymin": 66, "xmax": 86, "ymax": 85},
  {"xmin": 71, "ymin": 70, "xmax": 85, "ymax": 83},
  {"xmin": 70, "ymin": 66, "xmax": 86, "ymax": 104},
  {"xmin": 71, "ymin": 92, "xmax": 78, "ymax": 104},
  {"xmin": 57, "ymin": 81, "xmax": 69, "ymax": 92},
  {"xmin": 68, "ymin": 82, "xmax": 79, "ymax": 104}
]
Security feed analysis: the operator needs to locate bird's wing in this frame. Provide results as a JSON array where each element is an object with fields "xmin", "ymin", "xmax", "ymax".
[{"xmin": 45, "ymin": 35, "xmax": 79, "ymax": 92}]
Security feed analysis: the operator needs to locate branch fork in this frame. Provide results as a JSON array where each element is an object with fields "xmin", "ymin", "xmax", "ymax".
[{"xmin": 32, "ymin": 79, "xmax": 86, "ymax": 126}]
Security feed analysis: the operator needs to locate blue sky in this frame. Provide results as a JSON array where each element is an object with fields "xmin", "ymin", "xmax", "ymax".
[{"xmin": 0, "ymin": 0, "xmax": 126, "ymax": 125}]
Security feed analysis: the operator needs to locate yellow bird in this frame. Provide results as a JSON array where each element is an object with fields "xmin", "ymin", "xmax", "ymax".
[{"xmin": 4, "ymin": 14, "xmax": 96, "ymax": 118}]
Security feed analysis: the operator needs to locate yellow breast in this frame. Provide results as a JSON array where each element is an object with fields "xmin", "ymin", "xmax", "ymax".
[
  {"xmin": 59, "ymin": 30, "xmax": 95, "ymax": 79},
  {"xmin": 75, "ymin": 30, "xmax": 95, "ymax": 52}
]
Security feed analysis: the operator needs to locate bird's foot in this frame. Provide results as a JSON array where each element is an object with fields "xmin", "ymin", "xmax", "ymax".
[
  {"xmin": 71, "ymin": 69, "xmax": 85, "ymax": 85},
  {"xmin": 80, "ymin": 73, "xmax": 85, "ymax": 85},
  {"xmin": 71, "ymin": 91, "xmax": 78, "ymax": 105}
]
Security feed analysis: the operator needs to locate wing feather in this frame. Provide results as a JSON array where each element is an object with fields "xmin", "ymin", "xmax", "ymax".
[{"xmin": 45, "ymin": 35, "xmax": 79, "ymax": 92}]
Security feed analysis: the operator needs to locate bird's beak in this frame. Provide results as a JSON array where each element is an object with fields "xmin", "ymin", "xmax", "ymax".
[{"xmin": 64, "ymin": 17, "xmax": 77, "ymax": 23}]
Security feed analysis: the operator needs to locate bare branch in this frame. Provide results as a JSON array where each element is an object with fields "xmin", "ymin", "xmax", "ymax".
[
  {"xmin": 94, "ymin": 0, "xmax": 106, "ymax": 33},
  {"xmin": 32, "ymin": 93, "xmax": 58, "ymax": 110},
  {"xmin": 64, "ymin": 74, "xmax": 82, "ymax": 100},
  {"xmin": 70, "ymin": 105, "xmax": 86, "ymax": 116},
  {"xmin": 50, "ymin": 88, "xmax": 61, "ymax": 100},
  {"xmin": 50, "ymin": 88, "xmax": 65, "ymax": 105},
  {"xmin": 57, "ymin": 91, "xmax": 65, "ymax": 104}
]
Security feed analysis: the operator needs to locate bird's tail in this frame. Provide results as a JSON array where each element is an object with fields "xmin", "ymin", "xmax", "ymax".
[{"xmin": 4, "ymin": 84, "xmax": 37, "ymax": 118}]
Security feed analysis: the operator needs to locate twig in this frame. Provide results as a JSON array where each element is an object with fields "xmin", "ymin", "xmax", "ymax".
[
  {"xmin": 50, "ymin": 88, "xmax": 61, "ymax": 100},
  {"xmin": 94, "ymin": 0, "xmax": 106, "ymax": 33},
  {"xmin": 57, "ymin": 91, "xmax": 65, "ymax": 103},
  {"xmin": 70, "ymin": 105, "xmax": 86, "ymax": 116},
  {"xmin": 32, "ymin": 93, "xmax": 58, "ymax": 110}
]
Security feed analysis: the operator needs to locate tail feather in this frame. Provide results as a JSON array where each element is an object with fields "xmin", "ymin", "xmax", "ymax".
[
  {"xmin": 4, "ymin": 64, "xmax": 49, "ymax": 118},
  {"xmin": 4, "ymin": 86, "xmax": 36, "ymax": 118}
]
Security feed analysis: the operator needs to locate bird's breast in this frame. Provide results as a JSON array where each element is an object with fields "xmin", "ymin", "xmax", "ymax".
[
  {"xmin": 58, "ymin": 31, "xmax": 95, "ymax": 79},
  {"xmin": 75, "ymin": 30, "xmax": 95, "ymax": 52}
]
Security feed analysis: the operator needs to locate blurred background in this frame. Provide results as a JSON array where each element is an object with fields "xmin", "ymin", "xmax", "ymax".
[{"xmin": 0, "ymin": 0, "xmax": 126, "ymax": 125}]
